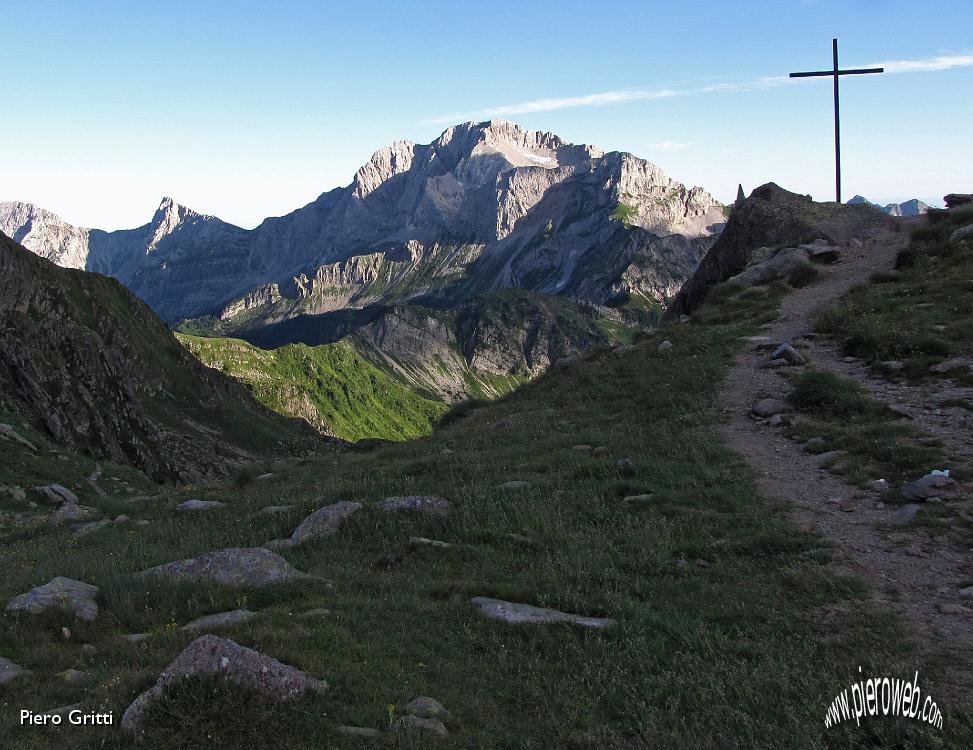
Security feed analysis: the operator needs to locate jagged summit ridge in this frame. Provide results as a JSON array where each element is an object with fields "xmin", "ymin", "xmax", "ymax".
[{"xmin": 2, "ymin": 120, "xmax": 724, "ymax": 325}]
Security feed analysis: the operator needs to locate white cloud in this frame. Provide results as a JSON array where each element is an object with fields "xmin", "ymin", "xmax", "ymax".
[
  {"xmin": 874, "ymin": 54, "xmax": 973, "ymax": 73},
  {"xmin": 648, "ymin": 141, "xmax": 691, "ymax": 153},
  {"xmin": 428, "ymin": 52, "xmax": 972, "ymax": 124}
]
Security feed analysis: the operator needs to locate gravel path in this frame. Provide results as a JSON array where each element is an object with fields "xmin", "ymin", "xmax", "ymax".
[{"xmin": 716, "ymin": 222, "xmax": 973, "ymax": 708}]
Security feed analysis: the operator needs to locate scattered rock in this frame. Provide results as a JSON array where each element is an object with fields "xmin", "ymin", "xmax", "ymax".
[
  {"xmin": 497, "ymin": 481, "xmax": 530, "ymax": 490},
  {"xmin": 572, "ymin": 444, "xmax": 593, "ymax": 452},
  {"xmin": 890, "ymin": 505, "xmax": 921, "ymax": 525},
  {"xmin": 408, "ymin": 537, "xmax": 451, "ymax": 549},
  {"xmin": 256, "ymin": 473, "xmax": 275, "ymax": 481},
  {"xmin": 803, "ymin": 437, "xmax": 828, "ymax": 453},
  {"xmin": 183, "ymin": 609, "xmax": 257, "ymax": 633},
  {"xmin": 868, "ymin": 479, "xmax": 890, "ymax": 493},
  {"xmin": 0, "ymin": 656, "xmax": 25, "ymax": 685},
  {"xmin": 0, "ymin": 485, "xmax": 27, "ymax": 502},
  {"xmin": 657, "ymin": 340, "xmax": 673, "ymax": 353},
  {"xmin": 377, "ymin": 496, "xmax": 451, "ymax": 515},
  {"xmin": 50, "ymin": 504, "xmax": 102, "ymax": 526},
  {"xmin": 124, "ymin": 633, "xmax": 151, "ymax": 644},
  {"xmin": 337, "ymin": 726, "xmax": 382, "ymax": 738},
  {"xmin": 72, "ymin": 519, "xmax": 112, "ymax": 538},
  {"xmin": 768, "ymin": 414, "xmax": 789, "ymax": 427},
  {"xmin": 695, "ymin": 559, "xmax": 710, "ymax": 569},
  {"xmin": 752, "ymin": 399, "xmax": 790, "ymax": 418},
  {"xmin": 761, "ymin": 358, "xmax": 791, "ymax": 369},
  {"xmin": 176, "ymin": 499, "xmax": 227, "ymax": 512},
  {"xmin": 120, "ymin": 635, "xmax": 327, "ymax": 732},
  {"xmin": 881, "ymin": 360, "xmax": 905, "ymax": 371},
  {"xmin": 929, "ymin": 357, "xmax": 973, "ymax": 375},
  {"xmin": 114, "ymin": 514, "xmax": 130, "ymax": 524},
  {"xmin": 298, "ymin": 608, "xmax": 332, "ymax": 619},
  {"xmin": 470, "ymin": 597, "xmax": 615, "ymax": 630},
  {"xmin": 592, "ymin": 446, "xmax": 608, "ymax": 456},
  {"xmin": 814, "ymin": 450, "xmax": 847, "ymax": 464},
  {"xmin": 57, "ymin": 668, "xmax": 92, "ymax": 686},
  {"xmin": 138, "ymin": 548, "xmax": 311, "ymax": 588},
  {"xmin": 285, "ymin": 501, "xmax": 362, "ymax": 547},
  {"xmin": 948, "ymin": 224, "xmax": 973, "ymax": 245},
  {"xmin": 771, "ymin": 343, "xmax": 806, "ymax": 366},
  {"xmin": 34, "ymin": 484, "xmax": 79, "ymax": 505},
  {"xmin": 0, "ymin": 423, "xmax": 37, "ymax": 451},
  {"xmin": 395, "ymin": 715, "xmax": 448, "ymax": 737},
  {"xmin": 622, "ymin": 494, "xmax": 655, "ymax": 506},
  {"xmin": 404, "ymin": 696, "xmax": 452, "ymax": 720},
  {"xmin": 616, "ymin": 458, "xmax": 635, "ymax": 476},
  {"xmin": 375, "ymin": 552, "xmax": 405, "ymax": 569},
  {"xmin": 6, "ymin": 577, "xmax": 99, "ymax": 621},
  {"xmin": 900, "ymin": 472, "xmax": 960, "ymax": 502},
  {"xmin": 260, "ymin": 505, "xmax": 294, "ymax": 515}
]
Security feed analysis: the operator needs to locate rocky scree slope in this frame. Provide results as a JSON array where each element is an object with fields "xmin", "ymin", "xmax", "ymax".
[
  {"xmin": 0, "ymin": 232, "xmax": 317, "ymax": 483},
  {"xmin": 1, "ymin": 120, "xmax": 723, "ymax": 328}
]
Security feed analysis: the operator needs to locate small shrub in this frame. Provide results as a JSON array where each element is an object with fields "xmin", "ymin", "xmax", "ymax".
[{"xmin": 789, "ymin": 372, "xmax": 877, "ymax": 418}]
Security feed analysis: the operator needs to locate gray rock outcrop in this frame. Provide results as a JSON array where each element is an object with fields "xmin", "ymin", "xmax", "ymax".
[
  {"xmin": 6, "ymin": 577, "xmax": 99, "ymax": 621},
  {"xmin": 120, "ymin": 635, "xmax": 327, "ymax": 732},
  {"xmin": 138, "ymin": 548, "xmax": 310, "ymax": 588}
]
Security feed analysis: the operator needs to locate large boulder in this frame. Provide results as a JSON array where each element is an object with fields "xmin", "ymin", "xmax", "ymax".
[
  {"xmin": 120, "ymin": 635, "xmax": 327, "ymax": 732},
  {"xmin": 900, "ymin": 473, "xmax": 961, "ymax": 502},
  {"xmin": 138, "ymin": 548, "xmax": 310, "ymax": 588},
  {"xmin": 6, "ymin": 577, "xmax": 99, "ymax": 621}
]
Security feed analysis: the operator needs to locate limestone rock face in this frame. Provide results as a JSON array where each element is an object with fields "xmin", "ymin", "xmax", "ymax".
[
  {"xmin": 1, "ymin": 121, "xmax": 722, "ymax": 327},
  {"xmin": 138, "ymin": 548, "xmax": 310, "ymax": 588},
  {"xmin": 120, "ymin": 635, "xmax": 327, "ymax": 732},
  {"xmin": 6, "ymin": 577, "xmax": 99, "ymax": 621}
]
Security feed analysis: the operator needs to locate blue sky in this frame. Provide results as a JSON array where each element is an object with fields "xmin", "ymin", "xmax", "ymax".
[{"xmin": 2, "ymin": 0, "xmax": 971, "ymax": 229}]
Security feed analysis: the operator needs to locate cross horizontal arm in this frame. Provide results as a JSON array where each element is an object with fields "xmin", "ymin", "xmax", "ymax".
[{"xmin": 790, "ymin": 67, "xmax": 884, "ymax": 78}]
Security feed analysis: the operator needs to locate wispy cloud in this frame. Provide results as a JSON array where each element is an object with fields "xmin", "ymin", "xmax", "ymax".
[
  {"xmin": 427, "ymin": 52, "xmax": 972, "ymax": 124},
  {"xmin": 874, "ymin": 54, "xmax": 973, "ymax": 73},
  {"xmin": 648, "ymin": 140, "xmax": 691, "ymax": 153}
]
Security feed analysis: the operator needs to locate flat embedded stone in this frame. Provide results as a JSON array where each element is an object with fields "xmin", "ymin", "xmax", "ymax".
[
  {"xmin": 471, "ymin": 597, "xmax": 615, "ymax": 630},
  {"xmin": 182, "ymin": 609, "xmax": 257, "ymax": 633},
  {"xmin": 377, "ymin": 496, "xmax": 450, "ymax": 515},
  {"xmin": 395, "ymin": 715, "xmax": 448, "ymax": 737},
  {"xmin": 138, "ymin": 548, "xmax": 310, "ymax": 588},
  {"xmin": 497, "ymin": 481, "xmax": 530, "ymax": 490},
  {"xmin": 176, "ymin": 499, "xmax": 227, "ymax": 512}
]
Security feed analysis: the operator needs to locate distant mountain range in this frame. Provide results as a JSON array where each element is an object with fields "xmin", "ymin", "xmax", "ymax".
[
  {"xmin": 1, "ymin": 120, "xmax": 724, "ymax": 328},
  {"xmin": 845, "ymin": 195, "xmax": 930, "ymax": 217}
]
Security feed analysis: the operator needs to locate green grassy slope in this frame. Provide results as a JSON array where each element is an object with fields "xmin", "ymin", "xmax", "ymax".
[
  {"xmin": 2, "ymin": 274, "xmax": 967, "ymax": 748},
  {"xmin": 817, "ymin": 206, "xmax": 973, "ymax": 383},
  {"xmin": 178, "ymin": 335, "xmax": 448, "ymax": 443}
]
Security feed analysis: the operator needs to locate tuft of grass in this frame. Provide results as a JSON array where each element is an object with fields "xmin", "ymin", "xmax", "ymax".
[
  {"xmin": 789, "ymin": 372, "xmax": 879, "ymax": 418},
  {"xmin": 817, "ymin": 209, "xmax": 973, "ymax": 384}
]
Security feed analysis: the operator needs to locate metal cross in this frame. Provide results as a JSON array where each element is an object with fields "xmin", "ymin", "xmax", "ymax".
[{"xmin": 790, "ymin": 38, "xmax": 883, "ymax": 203}]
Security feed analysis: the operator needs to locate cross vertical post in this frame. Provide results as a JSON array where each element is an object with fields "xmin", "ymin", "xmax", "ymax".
[{"xmin": 790, "ymin": 38, "xmax": 884, "ymax": 203}]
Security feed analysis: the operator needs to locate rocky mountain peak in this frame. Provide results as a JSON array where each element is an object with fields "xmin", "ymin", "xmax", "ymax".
[
  {"xmin": 148, "ymin": 197, "xmax": 199, "ymax": 248},
  {"xmin": 353, "ymin": 141, "xmax": 419, "ymax": 199}
]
